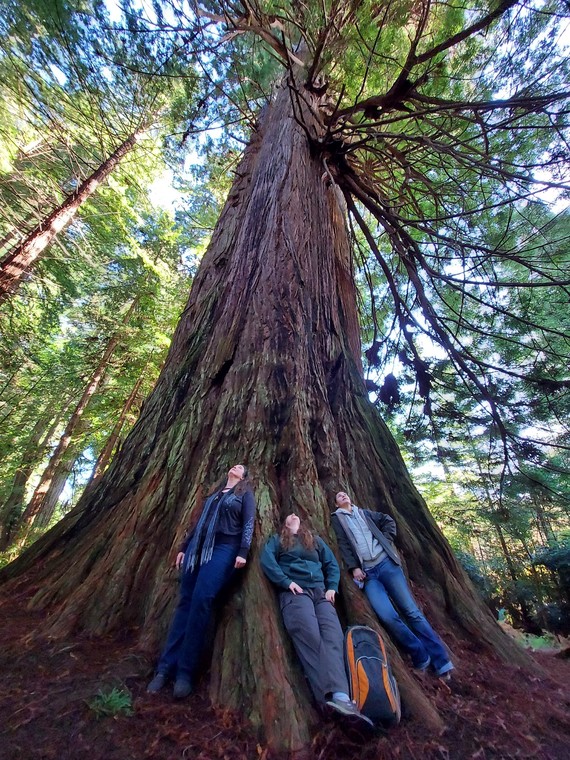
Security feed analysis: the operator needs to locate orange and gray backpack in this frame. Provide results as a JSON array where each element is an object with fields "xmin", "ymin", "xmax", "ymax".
[{"xmin": 344, "ymin": 625, "xmax": 401, "ymax": 727}]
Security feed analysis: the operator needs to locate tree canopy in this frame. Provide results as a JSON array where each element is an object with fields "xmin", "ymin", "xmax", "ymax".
[{"xmin": 92, "ymin": 0, "xmax": 570, "ymax": 491}]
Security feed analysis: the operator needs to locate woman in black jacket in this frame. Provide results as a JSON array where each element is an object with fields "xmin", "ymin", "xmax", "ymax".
[
  {"xmin": 147, "ymin": 464, "xmax": 255, "ymax": 698},
  {"xmin": 261, "ymin": 513, "xmax": 371, "ymax": 726}
]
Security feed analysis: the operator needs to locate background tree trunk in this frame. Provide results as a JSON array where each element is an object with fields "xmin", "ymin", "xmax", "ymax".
[
  {"xmin": 0, "ymin": 82, "xmax": 530, "ymax": 752},
  {"xmin": 494, "ymin": 523, "xmax": 541, "ymax": 633},
  {"xmin": 16, "ymin": 298, "xmax": 137, "ymax": 537},
  {"xmin": 0, "ymin": 410, "xmax": 63, "ymax": 549},
  {"xmin": 88, "ymin": 373, "xmax": 144, "ymax": 484},
  {"xmin": 29, "ymin": 444, "xmax": 82, "ymax": 532},
  {"xmin": 532, "ymin": 495, "xmax": 554, "ymax": 543},
  {"xmin": 0, "ymin": 131, "xmax": 141, "ymax": 303}
]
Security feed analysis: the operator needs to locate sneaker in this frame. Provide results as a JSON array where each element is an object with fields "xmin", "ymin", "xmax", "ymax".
[
  {"xmin": 413, "ymin": 656, "xmax": 431, "ymax": 672},
  {"xmin": 147, "ymin": 673, "xmax": 168, "ymax": 693},
  {"xmin": 435, "ymin": 661, "xmax": 454, "ymax": 678},
  {"xmin": 173, "ymin": 678, "xmax": 193, "ymax": 699},
  {"xmin": 325, "ymin": 697, "xmax": 374, "ymax": 727}
]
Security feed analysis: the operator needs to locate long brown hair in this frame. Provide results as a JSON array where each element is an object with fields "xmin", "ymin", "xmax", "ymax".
[{"xmin": 280, "ymin": 522, "xmax": 316, "ymax": 551}]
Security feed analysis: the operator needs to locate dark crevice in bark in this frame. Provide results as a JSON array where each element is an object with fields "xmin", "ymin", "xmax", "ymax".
[{"xmin": 211, "ymin": 359, "xmax": 234, "ymax": 387}]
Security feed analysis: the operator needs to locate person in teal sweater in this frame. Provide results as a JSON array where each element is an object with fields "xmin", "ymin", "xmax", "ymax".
[{"xmin": 261, "ymin": 514, "xmax": 371, "ymax": 726}]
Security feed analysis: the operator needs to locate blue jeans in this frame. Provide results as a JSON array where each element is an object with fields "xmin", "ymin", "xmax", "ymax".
[
  {"xmin": 157, "ymin": 542, "xmax": 237, "ymax": 680},
  {"xmin": 364, "ymin": 557, "xmax": 450, "ymax": 670}
]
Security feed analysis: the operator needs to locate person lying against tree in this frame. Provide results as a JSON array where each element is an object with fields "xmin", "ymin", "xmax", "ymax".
[
  {"xmin": 332, "ymin": 491, "xmax": 454, "ymax": 679},
  {"xmin": 261, "ymin": 513, "xmax": 372, "ymax": 727},
  {"xmin": 147, "ymin": 463, "xmax": 255, "ymax": 698}
]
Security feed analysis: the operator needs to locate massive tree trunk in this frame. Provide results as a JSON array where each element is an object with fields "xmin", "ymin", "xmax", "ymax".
[
  {"xmin": 0, "ymin": 131, "xmax": 141, "ymax": 303},
  {"xmin": 0, "ymin": 81, "xmax": 529, "ymax": 752}
]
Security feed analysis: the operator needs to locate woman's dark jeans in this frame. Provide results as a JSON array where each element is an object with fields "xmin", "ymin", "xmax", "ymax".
[{"xmin": 157, "ymin": 543, "xmax": 237, "ymax": 680}]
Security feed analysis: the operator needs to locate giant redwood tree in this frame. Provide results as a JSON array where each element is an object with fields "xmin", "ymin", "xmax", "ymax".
[{"xmin": 1, "ymin": 1, "xmax": 568, "ymax": 753}]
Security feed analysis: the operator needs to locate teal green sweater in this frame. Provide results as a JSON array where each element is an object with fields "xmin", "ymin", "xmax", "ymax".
[{"xmin": 261, "ymin": 534, "xmax": 340, "ymax": 591}]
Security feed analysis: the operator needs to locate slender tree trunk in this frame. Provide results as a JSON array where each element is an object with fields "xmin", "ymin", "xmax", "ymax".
[
  {"xmin": 494, "ymin": 524, "xmax": 541, "ymax": 633},
  {"xmin": 17, "ymin": 299, "xmax": 138, "ymax": 535},
  {"xmin": 89, "ymin": 373, "xmax": 144, "ymax": 484},
  {"xmin": 0, "ymin": 81, "xmax": 530, "ymax": 752},
  {"xmin": 31, "ymin": 444, "xmax": 82, "ymax": 531},
  {"xmin": 532, "ymin": 494, "xmax": 554, "ymax": 544},
  {"xmin": 0, "ymin": 131, "xmax": 141, "ymax": 303},
  {"xmin": 0, "ymin": 410, "xmax": 63, "ymax": 549},
  {"xmin": 475, "ymin": 534, "xmax": 486, "ymax": 567},
  {"xmin": 495, "ymin": 524, "xmax": 519, "ymax": 584},
  {"xmin": 519, "ymin": 534, "xmax": 546, "ymax": 607}
]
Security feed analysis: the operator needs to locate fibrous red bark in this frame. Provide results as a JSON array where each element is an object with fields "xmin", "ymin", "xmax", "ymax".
[{"xmin": 0, "ymin": 80, "xmax": 529, "ymax": 752}]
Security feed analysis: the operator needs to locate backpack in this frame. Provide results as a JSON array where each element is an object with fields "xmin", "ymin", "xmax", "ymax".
[{"xmin": 344, "ymin": 625, "xmax": 401, "ymax": 727}]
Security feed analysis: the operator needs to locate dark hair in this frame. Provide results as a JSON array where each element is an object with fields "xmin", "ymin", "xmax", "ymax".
[
  {"xmin": 234, "ymin": 475, "xmax": 253, "ymax": 496},
  {"xmin": 208, "ymin": 465, "xmax": 253, "ymax": 496},
  {"xmin": 280, "ymin": 522, "xmax": 316, "ymax": 551}
]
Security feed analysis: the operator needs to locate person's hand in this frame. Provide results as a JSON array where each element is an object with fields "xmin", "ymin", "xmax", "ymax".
[
  {"xmin": 289, "ymin": 582, "xmax": 304, "ymax": 594},
  {"xmin": 352, "ymin": 568, "xmax": 366, "ymax": 582},
  {"xmin": 235, "ymin": 556, "xmax": 247, "ymax": 569},
  {"xmin": 325, "ymin": 590, "xmax": 336, "ymax": 604},
  {"xmin": 176, "ymin": 552, "xmax": 185, "ymax": 570}
]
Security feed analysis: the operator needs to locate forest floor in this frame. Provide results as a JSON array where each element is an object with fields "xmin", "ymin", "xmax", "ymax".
[{"xmin": 1, "ymin": 589, "xmax": 569, "ymax": 760}]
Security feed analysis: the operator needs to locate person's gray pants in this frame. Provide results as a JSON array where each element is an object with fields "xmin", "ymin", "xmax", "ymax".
[{"xmin": 279, "ymin": 586, "xmax": 349, "ymax": 703}]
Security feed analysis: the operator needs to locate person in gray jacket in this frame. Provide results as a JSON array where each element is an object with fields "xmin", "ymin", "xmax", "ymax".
[
  {"xmin": 261, "ymin": 513, "xmax": 371, "ymax": 726},
  {"xmin": 332, "ymin": 492, "xmax": 453, "ymax": 678}
]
